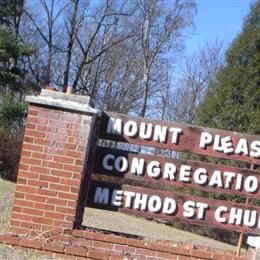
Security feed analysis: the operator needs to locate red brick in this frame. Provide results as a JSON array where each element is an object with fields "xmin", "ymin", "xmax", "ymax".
[
  {"xmin": 37, "ymin": 124, "xmax": 57, "ymax": 133},
  {"xmin": 12, "ymin": 213, "xmax": 33, "ymax": 222},
  {"xmin": 21, "ymin": 150, "xmax": 31, "ymax": 157},
  {"xmin": 26, "ymin": 122, "xmax": 36, "ymax": 130},
  {"xmin": 147, "ymin": 242, "xmax": 170, "ymax": 252},
  {"xmin": 51, "ymin": 169, "xmax": 72, "ymax": 178},
  {"xmin": 71, "ymin": 237, "xmax": 93, "ymax": 247},
  {"xmin": 0, "ymin": 234, "xmax": 20, "ymax": 245},
  {"xmin": 56, "ymin": 206, "xmax": 75, "ymax": 215},
  {"xmin": 75, "ymin": 159, "xmax": 84, "ymax": 165},
  {"xmin": 93, "ymin": 241, "xmax": 114, "ymax": 250},
  {"xmin": 135, "ymin": 248, "xmax": 156, "ymax": 257},
  {"xmin": 10, "ymin": 219, "xmax": 21, "ymax": 227},
  {"xmin": 37, "ymin": 188, "xmax": 57, "ymax": 197},
  {"xmin": 49, "ymin": 183, "xmax": 70, "ymax": 192},
  {"xmin": 42, "ymin": 161, "xmax": 63, "ymax": 169},
  {"xmin": 20, "ymin": 221, "xmax": 42, "ymax": 230},
  {"xmin": 59, "ymin": 178, "xmax": 80, "ymax": 187},
  {"xmin": 15, "ymin": 192, "xmax": 25, "ymax": 199},
  {"xmin": 67, "ymin": 136, "xmax": 78, "ymax": 144},
  {"xmin": 42, "ymin": 242, "xmax": 65, "ymax": 253},
  {"xmin": 46, "ymin": 197, "xmax": 67, "ymax": 206},
  {"xmin": 170, "ymin": 246, "xmax": 190, "ymax": 256},
  {"xmin": 23, "ymin": 143, "xmax": 44, "ymax": 152},
  {"xmin": 14, "ymin": 199, "xmax": 34, "ymax": 208},
  {"xmin": 57, "ymin": 128, "xmax": 73, "ymax": 136},
  {"xmin": 23, "ymin": 208, "xmax": 44, "ymax": 216},
  {"xmin": 65, "ymin": 150, "xmax": 84, "ymax": 159},
  {"xmin": 178, "ymin": 256, "xmax": 193, "ymax": 260},
  {"xmin": 114, "ymin": 244, "xmax": 135, "ymax": 254},
  {"xmin": 28, "ymin": 179, "xmax": 49, "ymax": 188},
  {"xmin": 65, "ymin": 245, "xmax": 89, "ymax": 257},
  {"xmin": 63, "ymin": 164, "xmax": 83, "ymax": 172},
  {"xmin": 38, "ymin": 110, "xmax": 60, "ymax": 119},
  {"xmin": 28, "ymin": 108, "xmax": 39, "ymax": 116},
  {"xmin": 19, "ymin": 238, "xmax": 43, "ymax": 249},
  {"xmin": 70, "ymin": 186, "xmax": 80, "ymax": 193},
  {"xmin": 34, "ymin": 138, "xmax": 55, "ymax": 146},
  {"xmin": 30, "ymin": 165, "xmax": 50, "ymax": 174},
  {"xmin": 191, "ymin": 249, "xmax": 212, "ymax": 259},
  {"xmin": 11, "ymin": 227, "xmax": 28, "ymax": 236},
  {"xmin": 65, "ymin": 215, "xmax": 75, "ymax": 222},
  {"xmin": 212, "ymin": 254, "xmax": 234, "ymax": 260},
  {"xmin": 32, "ymin": 216, "xmax": 53, "ymax": 225},
  {"xmin": 105, "ymin": 235, "xmax": 127, "ymax": 244},
  {"xmin": 44, "ymin": 211, "xmax": 66, "ymax": 220},
  {"xmin": 58, "ymin": 192, "xmax": 78, "ymax": 200},
  {"xmin": 19, "ymin": 163, "xmax": 29, "ymax": 170},
  {"xmin": 67, "ymin": 200, "xmax": 77, "ymax": 207},
  {"xmin": 92, "ymin": 233, "xmax": 107, "ymax": 241},
  {"xmin": 25, "ymin": 129, "xmax": 46, "ymax": 138},
  {"xmin": 17, "ymin": 177, "xmax": 27, "ymax": 184},
  {"xmin": 24, "ymin": 136, "xmax": 34, "ymax": 143},
  {"xmin": 20, "ymin": 157, "xmax": 42, "ymax": 166},
  {"xmin": 12, "ymin": 206, "xmax": 22, "ymax": 212},
  {"xmin": 72, "ymin": 172, "xmax": 81, "ymax": 179},
  {"xmin": 156, "ymin": 251, "xmax": 177, "ymax": 259},
  {"xmin": 126, "ymin": 238, "xmax": 146, "ymax": 248},
  {"xmin": 25, "ymin": 194, "xmax": 46, "ymax": 202},
  {"xmin": 39, "ymin": 174, "xmax": 60, "ymax": 183},
  {"xmin": 19, "ymin": 171, "xmax": 38, "ymax": 179},
  {"xmin": 110, "ymin": 255, "xmax": 127, "ymax": 260},
  {"xmin": 60, "ymin": 114, "xmax": 82, "ymax": 123},
  {"xmin": 53, "ymin": 155, "xmax": 74, "ymax": 164},
  {"xmin": 48, "ymin": 119, "xmax": 68, "ymax": 128},
  {"xmin": 88, "ymin": 249, "xmax": 110, "ymax": 260},
  {"xmin": 63, "ymin": 143, "xmax": 77, "ymax": 150},
  {"xmin": 53, "ymin": 220, "xmax": 73, "ymax": 227},
  {"xmin": 31, "ymin": 152, "xmax": 50, "ymax": 160},
  {"xmin": 27, "ymin": 115, "xmax": 47, "ymax": 125},
  {"xmin": 77, "ymin": 145, "xmax": 87, "ymax": 152},
  {"xmin": 16, "ymin": 185, "xmax": 37, "ymax": 194},
  {"xmin": 34, "ymin": 202, "xmax": 55, "ymax": 211},
  {"xmin": 72, "ymin": 229, "xmax": 85, "ymax": 238}
]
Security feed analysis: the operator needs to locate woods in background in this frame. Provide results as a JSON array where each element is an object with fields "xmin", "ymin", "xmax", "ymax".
[{"xmin": 0, "ymin": 0, "xmax": 259, "ymax": 180}]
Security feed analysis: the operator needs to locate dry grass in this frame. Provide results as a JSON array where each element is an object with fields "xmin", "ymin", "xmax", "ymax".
[
  {"xmin": 83, "ymin": 207, "xmax": 239, "ymax": 252},
  {"xmin": 0, "ymin": 178, "xmax": 240, "ymax": 259},
  {"xmin": 0, "ymin": 178, "xmax": 54, "ymax": 259}
]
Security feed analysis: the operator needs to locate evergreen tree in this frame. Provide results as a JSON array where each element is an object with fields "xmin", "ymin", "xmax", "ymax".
[
  {"xmin": 0, "ymin": 0, "xmax": 34, "ymax": 95},
  {"xmin": 196, "ymin": 1, "xmax": 260, "ymax": 135}
]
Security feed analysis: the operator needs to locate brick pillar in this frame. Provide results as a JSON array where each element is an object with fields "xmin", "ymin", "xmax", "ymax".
[{"xmin": 10, "ymin": 89, "xmax": 98, "ymax": 236}]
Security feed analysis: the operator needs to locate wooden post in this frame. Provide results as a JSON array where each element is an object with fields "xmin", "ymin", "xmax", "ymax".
[{"xmin": 236, "ymin": 163, "xmax": 255, "ymax": 256}]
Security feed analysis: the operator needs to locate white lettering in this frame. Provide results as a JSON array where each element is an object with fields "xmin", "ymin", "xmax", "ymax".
[
  {"xmin": 199, "ymin": 132, "xmax": 213, "ymax": 149},
  {"xmin": 94, "ymin": 187, "xmax": 109, "ymax": 204},
  {"xmin": 215, "ymin": 206, "xmax": 228, "ymax": 223}
]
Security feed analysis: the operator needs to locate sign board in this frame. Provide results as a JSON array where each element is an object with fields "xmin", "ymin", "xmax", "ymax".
[{"xmin": 87, "ymin": 112, "xmax": 260, "ymax": 234}]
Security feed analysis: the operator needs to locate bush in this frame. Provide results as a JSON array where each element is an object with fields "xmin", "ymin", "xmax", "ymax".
[
  {"xmin": 0, "ymin": 130, "xmax": 23, "ymax": 181},
  {"xmin": 0, "ymin": 95, "xmax": 27, "ymax": 133}
]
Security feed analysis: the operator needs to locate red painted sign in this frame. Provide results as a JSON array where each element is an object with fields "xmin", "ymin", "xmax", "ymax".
[{"xmin": 87, "ymin": 112, "xmax": 260, "ymax": 234}]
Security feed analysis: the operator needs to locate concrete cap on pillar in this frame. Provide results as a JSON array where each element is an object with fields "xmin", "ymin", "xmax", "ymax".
[{"xmin": 25, "ymin": 89, "xmax": 99, "ymax": 115}]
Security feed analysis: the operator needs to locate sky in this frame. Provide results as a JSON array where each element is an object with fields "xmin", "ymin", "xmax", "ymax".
[{"xmin": 185, "ymin": 0, "xmax": 254, "ymax": 55}]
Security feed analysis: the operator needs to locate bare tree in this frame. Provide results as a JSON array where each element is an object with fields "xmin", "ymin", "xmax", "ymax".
[
  {"xmin": 24, "ymin": 0, "xmax": 67, "ymax": 86},
  {"xmin": 71, "ymin": 0, "xmax": 134, "ymax": 92},
  {"xmin": 63, "ymin": 0, "xmax": 80, "ymax": 90},
  {"xmin": 168, "ymin": 40, "xmax": 224, "ymax": 124},
  {"xmin": 137, "ymin": 0, "xmax": 195, "ymax": 117}
]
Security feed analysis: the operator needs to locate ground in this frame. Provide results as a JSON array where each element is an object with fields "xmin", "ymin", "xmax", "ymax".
[{"xmin": 0, "ymin": 178, "xmax": 240, "ymax": 259}]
